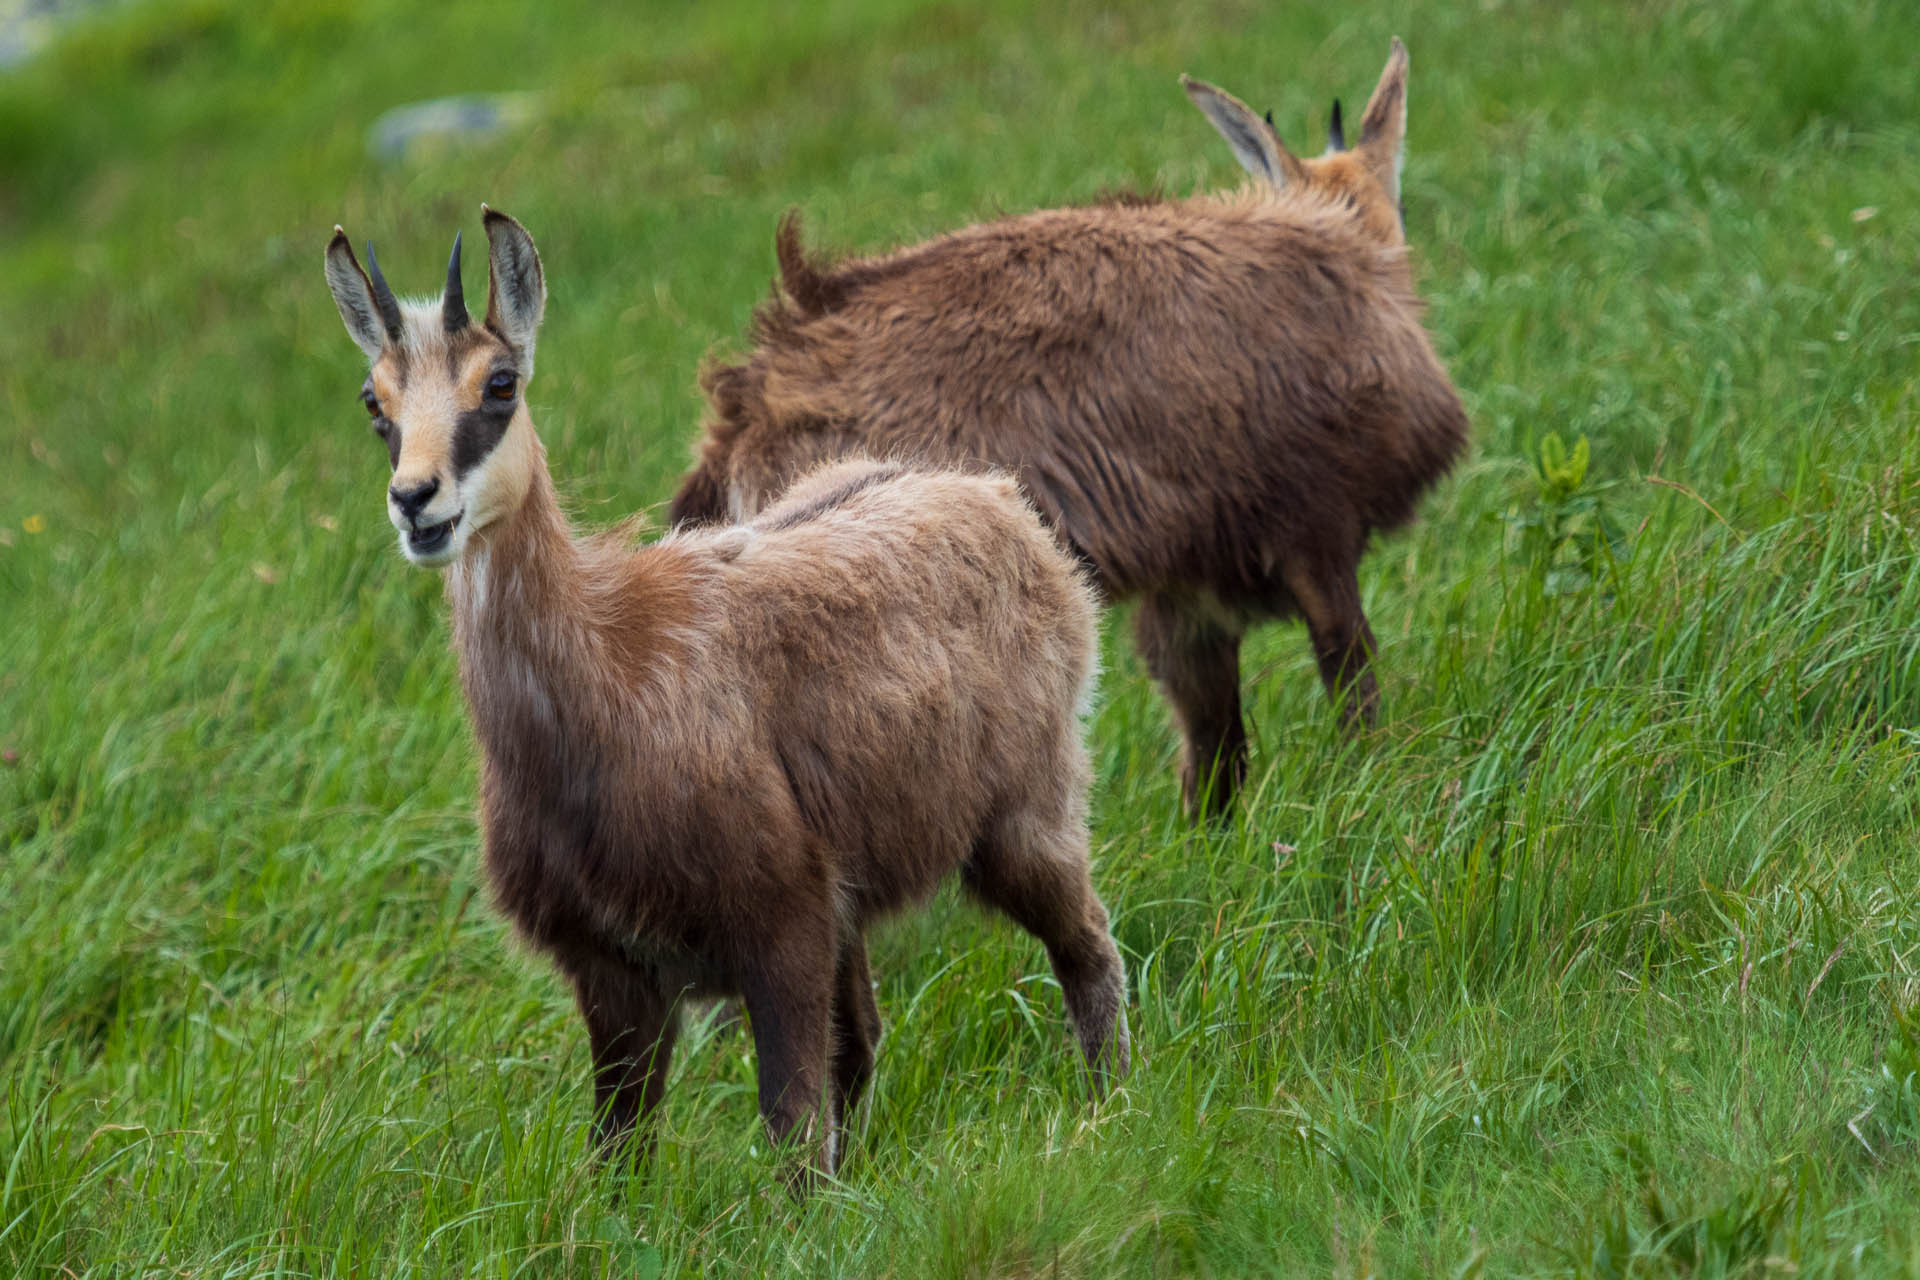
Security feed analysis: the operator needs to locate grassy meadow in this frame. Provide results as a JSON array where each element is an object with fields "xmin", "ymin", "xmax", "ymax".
[{"xmin": 3, "ymin": 0, "xmax": 1919, "ymax": 1273}]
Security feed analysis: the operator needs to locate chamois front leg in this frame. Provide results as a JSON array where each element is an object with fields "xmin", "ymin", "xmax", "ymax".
[
  {"xmin": 564, "ymin": 953, "xmax": 681, "ymax": 1168},
  {"xmin": 739, "ymin": 915, "xmax": 839, "ymax": 1191}
]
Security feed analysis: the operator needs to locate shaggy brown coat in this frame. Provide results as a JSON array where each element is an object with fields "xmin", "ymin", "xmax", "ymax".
[
  {"xmin": 468, "ymin": 457, "xmax": 1129, "ymax": 1181},
  {"xmin": 323, "ymin": 212, "xmax": 1128, "ymax": 1187},
  {"xmin": 671, "ymin": 42, "xmax": 1469, "ymax": 815}
]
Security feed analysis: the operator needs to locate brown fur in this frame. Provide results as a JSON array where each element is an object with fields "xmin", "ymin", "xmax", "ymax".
[
  {"xmin": 463, "ymin": 455, "xmax": 1129, "ymax": 1183},
  {"xmin": 671, "ymin": 43, "xmax": 1468, "ymax": 816},
  {"xmin": 325, "ymin": 212, "xmax": 1130, "ymax": 1189}
]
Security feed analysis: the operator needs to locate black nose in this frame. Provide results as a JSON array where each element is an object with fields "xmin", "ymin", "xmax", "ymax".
[{"xmin": 390, "ymin": 478, "xmax": 440, "ymax": 520}]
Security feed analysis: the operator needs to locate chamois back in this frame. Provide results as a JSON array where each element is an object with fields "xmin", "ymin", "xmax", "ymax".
[{"xmin": 673, "ymin": 42, "xmax": 1467, "ymax": 816}]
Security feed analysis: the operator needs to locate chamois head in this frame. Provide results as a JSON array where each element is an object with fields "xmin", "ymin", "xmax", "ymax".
[
  {"xmin": 1182, "ymin": 37, "xmax": 1411, "ymax": 243},
  {"xmin": 324, "ymin": 206, "xmax": 548, "ymax": 568}
]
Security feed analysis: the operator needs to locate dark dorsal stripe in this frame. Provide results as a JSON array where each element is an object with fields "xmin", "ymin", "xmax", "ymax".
[{"xmin": 754, "ymin": 463, "xmax": 907, "ymax": 532}]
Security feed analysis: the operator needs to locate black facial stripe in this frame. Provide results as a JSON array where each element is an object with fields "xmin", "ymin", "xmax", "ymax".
[
  {"xmin": 451, "ymin": 401, "xmax": 513, "ymax": 477},
  {"xmin": 376, "ymin": 418, "xmax": 401, "ymax": 469}
]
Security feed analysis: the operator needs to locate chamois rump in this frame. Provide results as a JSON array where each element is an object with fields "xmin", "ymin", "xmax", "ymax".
[
  {"xmin": 323, "ymin": 208, "xmax": 1128, "ymax": 1185},
  {"xmin": 671, "ymin": 40, "xmax": 1470, "ymax": 817}
]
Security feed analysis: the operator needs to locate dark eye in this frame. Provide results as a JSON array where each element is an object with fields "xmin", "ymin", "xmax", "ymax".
[
  {"xmin": 487, "ymin": 371, "xmax": 518, "ymax": 401},
  {"xmin": 360, "ymin": 388, "xmax": 381, "ymax": 418}
]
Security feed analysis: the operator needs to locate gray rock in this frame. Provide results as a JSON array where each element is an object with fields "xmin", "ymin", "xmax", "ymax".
[
  {"xmin": 1, "ymin": 0, "xmax": 125, "ymax": 69},
  {"xmin": 368, "ymin": 92, "xmax": 540, "ymax": 163}
]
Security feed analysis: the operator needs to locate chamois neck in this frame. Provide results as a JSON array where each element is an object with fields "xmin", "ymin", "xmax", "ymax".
[
  {"xmin": 447, "ymin": 446, "xmax": 578, "ymax": 646},
  {"xmin": 443, "ymin": 432, "xmax": 701, "ymax": 754}
]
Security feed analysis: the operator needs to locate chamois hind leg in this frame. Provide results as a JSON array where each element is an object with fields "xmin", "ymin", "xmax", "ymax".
[
  {"xmin": 827, "ymin": 933, "xmax": 881, "ymax": 1162},
  {"xmin": 963, "ymin": 815, "xmax": 1130, "ymax": 1091},
  {"xmin": 1280, "ymin": 555, "xmax": 1381, "ymax": 731},
  {"xmin": 739, "ymin": 913, "xmax": 839, "ymax": 1188},
  {"xmin": 563, "ymin": 953, "xmax": 681, "ymax": 1167},
  {"xmin": 1133, "ymin": 592, "xmax": 1248, "ymax": 818}
]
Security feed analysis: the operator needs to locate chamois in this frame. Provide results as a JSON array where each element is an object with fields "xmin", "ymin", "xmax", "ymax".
[
  {"xmin": 323, "ymin": 208, "xmax": 1129, "ymax": 1185},
  {"xmin": 671, "ymin": 40, "xmax": 1470, "ymax": 817}
]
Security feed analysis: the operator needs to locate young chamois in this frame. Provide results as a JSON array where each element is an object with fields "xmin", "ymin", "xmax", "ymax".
[
  {"xmin": 670, "ymin": 40, "xmax": 1469, "ymax": 818},
  {"xmin": 323, "ymin": 208, "xmax": 1129, "ymax": 1185}
]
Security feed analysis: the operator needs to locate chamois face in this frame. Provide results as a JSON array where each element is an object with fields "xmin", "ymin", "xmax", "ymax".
[
  {"xmin": 324, "ymin": 207, "xmax": 547, "ymax": 569},
  {"xmin": 1183, "ymin": 37, "xmax": 1412, "ymax": 245}
]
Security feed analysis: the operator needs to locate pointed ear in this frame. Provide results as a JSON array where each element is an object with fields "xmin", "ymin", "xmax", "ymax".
[
  {"xmin": 481, "ymin": 204, "xmax": 546, "ymax": 375},
  {"xmin": 1180, "ymin": 75, "xmax": 1309, "ymax": 190},
  {"xmin": 1356, "ymin": 37, "xmax": 1409, "ymax": 206},
  {"xmin": 325, "ymin": 227, "xmax": 389, "ymax": 360}
]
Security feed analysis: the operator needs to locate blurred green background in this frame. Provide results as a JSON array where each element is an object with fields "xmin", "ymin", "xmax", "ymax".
[{"xmin": 2, "ymin": 0, "xmax": 1918, "ymax": 1275}]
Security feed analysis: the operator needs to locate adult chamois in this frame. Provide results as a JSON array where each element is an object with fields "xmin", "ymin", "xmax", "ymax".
[
  {"xmin": 323, "ymin": 208, "xmax": 1128, "ymax": 1187},
  {"xmin": 671, "ymin": 40, "xmax": 1469, "ymax": 817}
]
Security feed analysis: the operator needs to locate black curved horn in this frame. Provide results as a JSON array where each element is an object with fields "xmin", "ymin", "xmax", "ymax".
[
  {"xmin": 1329, "ymin": 98, "xmax": 1346, "ymax": 151},
  {"xmin": 442, "ymin": 230, "xmax": 469, "ymax": 332},
  {"xmin": 364, "ymin": 242, "xmax": 405, "ymax": 342}
]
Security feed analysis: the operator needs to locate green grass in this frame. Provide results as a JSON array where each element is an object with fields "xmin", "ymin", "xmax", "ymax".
[{"xmin": 3, "ymin": 0, "xmax": 1918, "ymax": 1273}]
